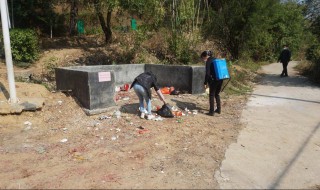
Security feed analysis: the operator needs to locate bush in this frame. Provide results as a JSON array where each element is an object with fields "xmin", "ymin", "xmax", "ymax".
[
  {"xmin": 9, "ymin": 29, "xmax": 40, "ymax": 64},
  {"xmin": 304, "ymin": 44, "xmax": 320, "ymax": 83}
]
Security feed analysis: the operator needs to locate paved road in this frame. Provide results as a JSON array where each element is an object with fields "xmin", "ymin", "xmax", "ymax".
[{"xmin": 215, "ymin": 61, "xmax": 320, "ymax": 189}]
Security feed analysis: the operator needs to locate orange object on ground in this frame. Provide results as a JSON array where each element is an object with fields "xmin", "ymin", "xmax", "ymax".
[
  {"xmin": 161, "ymin": 87, "xmax": 170, "ymax": 94},
  {"xmin": 172, "ymin": 111, "xmax": 182, "ymax": 116}
]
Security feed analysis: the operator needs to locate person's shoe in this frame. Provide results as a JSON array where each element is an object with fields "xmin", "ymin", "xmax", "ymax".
[
  {"xmin": 140, "ymin": 112, "xmax": 145, "ymax": 119},
  {"xmin": 147, "ymin": 114, "xmax": 155, "ymax": 120},
  {"xmin": 215, "ymin": 109, "xmax": 221, "ymax": 114},
  {"xmin": 206, "ymin": 111, "xmax": 214, "ymax": 116}
]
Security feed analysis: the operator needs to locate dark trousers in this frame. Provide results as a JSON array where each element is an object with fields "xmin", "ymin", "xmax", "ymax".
[
  {"xmin": 209, "ymin": 80, "xmax": 223, "ymax": 112},
  {"xmin": 281, "ymin": 62, "xmax": 289, "ymax": 76}
]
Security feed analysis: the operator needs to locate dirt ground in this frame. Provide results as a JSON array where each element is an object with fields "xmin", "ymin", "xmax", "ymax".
[{"xmin": 0, "ymin": 49, "xmax": 247, "ymax": 189}]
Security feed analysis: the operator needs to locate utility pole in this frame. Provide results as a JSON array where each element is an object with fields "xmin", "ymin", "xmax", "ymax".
[
  {"xmin": 11, "ymin": 0, "xmax": 14, "ymax": 28},
  {"xmin": 0, "ymin": 0, "xmax": 18, "ymax": 103}
]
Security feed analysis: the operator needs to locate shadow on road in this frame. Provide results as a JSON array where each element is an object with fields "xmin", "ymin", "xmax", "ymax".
[
  {"xmin": 251, "ymin": 93, "xmax": 320, "ymax": 104},
  {"xmin": 269, "ymin": 122, "xmax": 320, "ymax": 189},
  {"xmin": 257, "ymin": 74, "xmax": 312, "ymax": 88}
]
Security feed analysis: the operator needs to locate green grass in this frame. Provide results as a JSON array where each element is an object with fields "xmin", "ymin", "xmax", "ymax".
[{"xmin": 223, "ymin": 60, "xmax": 268, "ymax": 96}]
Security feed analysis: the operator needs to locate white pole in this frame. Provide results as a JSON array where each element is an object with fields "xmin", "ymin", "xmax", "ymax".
[
  {"xmin": 11, "ymin": 0, "xmax": 13, "ymax": 28},
  {"xmin": 4, "ymin": 0, "xmax": 10, "ymax": 28},
  {"xmin": 0, "ymin": 0, "xmax": 18, "ymax": 103}
]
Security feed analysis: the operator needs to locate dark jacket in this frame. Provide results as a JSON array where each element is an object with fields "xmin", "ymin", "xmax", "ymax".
[
  {"xmin": 204, "ymin": 57, "xmax": 217, "ymax": 85},
  {"xmin": 278, "ymin": 48, "xmax": 291, "ymax": 63},
  {"xmin": 131, "ymin": 72, "xmax": 160, "ymax": 99}
]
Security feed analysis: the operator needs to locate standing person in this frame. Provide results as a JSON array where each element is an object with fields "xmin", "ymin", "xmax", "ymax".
[
  {"xmin": 278, "ymin": 45, "xmax": 291, "ymax": 77},
  {"xmin": 201, "ymin": 50, "xmax": 223, "ymax": 116},
  {"xmin": 130, "ymin": 71, "xmax": 166, "ymax": 120}
]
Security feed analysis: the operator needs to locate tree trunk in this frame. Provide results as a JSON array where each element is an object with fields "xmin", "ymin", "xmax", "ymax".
[
  {"xmin": 69, "ymin": 0, "xmax": 78, "ymax": 36},
  {"xmin": 94, "ymin": 0, "xmax": 112, "ymax": 43}
]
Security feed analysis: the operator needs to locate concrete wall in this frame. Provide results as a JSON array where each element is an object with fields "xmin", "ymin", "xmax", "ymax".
[
  {"xmin": 55, "ymin": 64, "xmax": 206, "ymax": 115},
  {"xmin": 191, "ymin": 66, "xmax": 206, "ymax": 94},
  {"xmin": 55, "ymin": 68, "xmax": 116, "ymax": 112},
  {"xmin": 145, "ymin": 64, "xmax": 193, "ymax": 93},
  {"xmin": 66, "ymin": 64, "xmax": 145, "ymax": 85}
]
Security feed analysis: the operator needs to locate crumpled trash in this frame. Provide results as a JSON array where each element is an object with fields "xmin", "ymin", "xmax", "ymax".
[
  {"xmin": 99, "ymin": 115, "xmax": 111, "ymax": 120},
  {"xmin": 120, "ymin": 84, "xmax": 130, "ymax": 91},
  {"xmin": 115, "ymin": 86, "xmax": 121, "ymax": 92},
  {"xmin": 114, "ymin": 110, "xmax": 121, "ymax": 119},
  {"xmin": 111, "ymin": 136, "xmax": 118, "ymax": 140},
  {"xmin": 57, "ymin": 100, "xmax": 63, "ymax": 105},
  {"xmin": 60, "ymin": 138, "xmax": 68, "ymax": 143},
  {"xmin": 23, "ymin": 121, "xmax": 32, "ymax": 131},
  {"xmin": 153, "ymin": 116, "xmax": 164, "ymax": 121},
  {"xmin": 122, "ymin": 97, "xmax": 130, "ymax": 101},
  {"xmin": 192, "ymin": 110, "xmax": 198, "ymax": 115},
  {"xmin": 171, "ymin": 106, "xmax": 178, "ymax": 112},
  {"xmin": 24, "ymin": 121, "xmax": 32, "ymax": 126}
]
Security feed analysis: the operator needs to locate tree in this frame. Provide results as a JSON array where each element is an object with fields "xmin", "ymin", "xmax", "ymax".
[
  {"xmin": 93, "ymin": 0, "xmax": 116, "ymax": 43},
  {"xmin": 204, "ymin": 0, "xmax": 306, "ymax": 61},
  {"xmin": 69, "ymin": 0, "xmax": 78, "ymax": 36},
  {"xmin": 245, "ymin": 1, "xmax": 305, "ymax": 61},
  {"xmin": 205, "ymin": 0, "xmax": 257, "ymax": 59}
]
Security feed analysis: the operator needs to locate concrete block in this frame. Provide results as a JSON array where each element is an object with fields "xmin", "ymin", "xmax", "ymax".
[
  {"xmin": 145, "ymin": 64, "xmax": 193, "ymax": 93},
  {"xmin": 64, "ymin": 64, "xmax": 145, "ymax": 85},
  {"xmin": 55, "ymin": 67, "xmax": 116, "ymax": 111},
  {"xmin": 55, "ymin": 64, "xmax": 206, "ymax": 115},
  {"xmin": 191, "ymin": 66, "xmax": 206, "ymax": 94}
]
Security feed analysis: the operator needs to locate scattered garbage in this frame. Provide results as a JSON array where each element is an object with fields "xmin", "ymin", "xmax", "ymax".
[
  {"xmin": 99, "ymin": 115, "xmax": 111, "ymax": 120},
  {"xmin": 153, "ymin": 116, "xmax": 164, "ymax": 121},
  {"xmin": 115, "ymin": 128, "xmax": 121, "ymax": 133},
  {"xmin": 24, "ymin": 121, "xmax": 32, "ymax": 126},
  {"xmin": 115, "ymin": 86, "xmax": 121, "ymax": 92},
  {"xmin": 157, "ymin": 104, "xmax": 174, "ymax": 118},
  {"xmin": 170, "ymin": 89, "xmax": 180, "ymax": 95},
  {"xmin": 172, "ymin": 111, "xmax": 182, "ymax": 117},
  {"xmin": 122, "ymin": 97, "xmax": 130, "ymax": 101},
  {"xmin": 192, "ymin": 110, "xmax": 198, "ymax": 115},
  {"xmin": 114, "ymin": 110, "xmax": 121, "ymax": 119},
  {"xmin": 111, "ymin": 136, "xmax": 118, "ymax": 141},
  {"xmin": 60, "ymin": 138, "xmax": 68, "ymax": 143},
  {"xmin": 160, "ymin": 87, "xmax": 174, "ymax": 95},
  {"xmin": 120, "ymin": 84, "xmax": 130, "ymax": 91},
  {"xmin": 57, "ymin": 100, "xmax": 63, "ymax": 106},
  {"xmin": 177, "ymin": 119, "xmax": 183, "ymax": 123},
  {"xmin": 137, "ymin": 126, "xmax": 145, "ymax": 130},
  {"xmin": 23, "ymin": 121, "xmax": 32, "ymax": 131}
]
